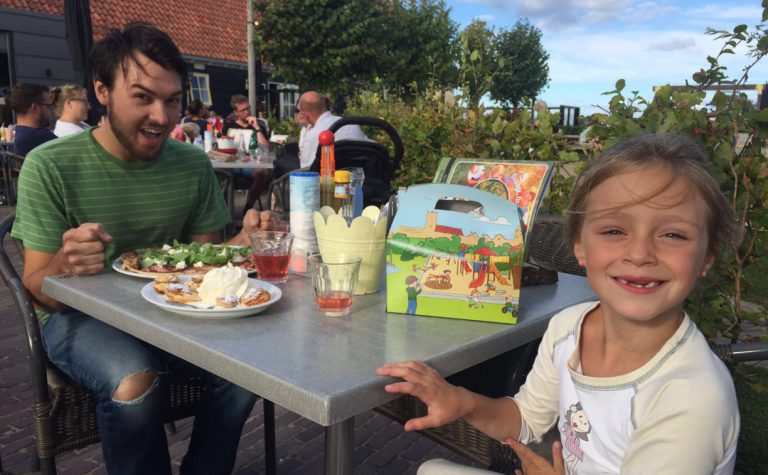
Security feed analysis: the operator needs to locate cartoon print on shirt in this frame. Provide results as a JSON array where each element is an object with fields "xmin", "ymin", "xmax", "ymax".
[{"xmin": 561, "ymin": 402, "xmax": 591, "ymax": 472}]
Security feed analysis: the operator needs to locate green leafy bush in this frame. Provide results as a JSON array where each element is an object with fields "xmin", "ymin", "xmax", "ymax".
[{"xmin": 348, "ymin": 16, "xmax": 767, "ymax": 344}]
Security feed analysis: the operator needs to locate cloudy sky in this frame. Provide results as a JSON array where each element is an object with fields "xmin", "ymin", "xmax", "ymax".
[{"xmin": 444, "ymin": 0, "xmax": 768, "ymax": 114}]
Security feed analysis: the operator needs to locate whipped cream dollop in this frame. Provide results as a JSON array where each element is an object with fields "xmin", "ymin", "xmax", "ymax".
[{"xmin": 197, "ymin": 265, "xmax": 249, "ymax": 304}]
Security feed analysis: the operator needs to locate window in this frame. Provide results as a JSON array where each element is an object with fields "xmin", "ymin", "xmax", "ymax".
[
  {"xmin": 188, "ymin": 73, "xmax": 211, "ymax": 105},
  {"xmin": 277, "ymin": 84, "xmax": 299, "ymax": 120}
]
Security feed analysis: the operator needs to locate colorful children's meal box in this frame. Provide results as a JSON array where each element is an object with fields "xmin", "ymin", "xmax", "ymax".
[
  {"xmin": 386, "ymin": 184, "xmax": 525, "ymax": 324},
  {"xmin": 433, "ymin": 158, "xmax": 555, "ymax": 239}
]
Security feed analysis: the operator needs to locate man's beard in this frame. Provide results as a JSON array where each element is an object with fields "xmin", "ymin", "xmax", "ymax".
[{"xmin": 106, "ymin": 97, "xmax": 167, "ymax": 162}]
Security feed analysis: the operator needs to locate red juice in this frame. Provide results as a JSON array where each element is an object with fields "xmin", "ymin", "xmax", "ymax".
[
  {"xmin": 315, "ymin": 291, "xmax": 353, "ymax": 316},
  {"xmin": 252, "ymin": 252, "xmax": 291, "ymax": 283}
]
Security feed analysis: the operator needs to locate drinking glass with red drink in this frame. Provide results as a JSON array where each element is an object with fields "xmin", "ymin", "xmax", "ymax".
[
  {"xmin": 308, "ymin": 254, "xmax": 361, "ymax": 317},
  {"xmin": 249, "ymin": 231, "xmax": 294, "ymax": 283}
]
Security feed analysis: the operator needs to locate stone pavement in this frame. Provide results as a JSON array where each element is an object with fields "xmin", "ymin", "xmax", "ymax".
[{"xmin": 0, "ymin": 205, "xmax": 499, "ymax": 474}]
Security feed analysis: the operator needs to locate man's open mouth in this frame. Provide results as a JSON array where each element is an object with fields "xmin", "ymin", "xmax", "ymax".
[{"xmin": 141, "ymin": 127, "xmax": 164, "ymax": 139}]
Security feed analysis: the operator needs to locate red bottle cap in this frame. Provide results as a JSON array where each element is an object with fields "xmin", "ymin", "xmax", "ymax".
[{"xmin": 318, "ymin": 130, "xmax": 335, "ymax": 146}]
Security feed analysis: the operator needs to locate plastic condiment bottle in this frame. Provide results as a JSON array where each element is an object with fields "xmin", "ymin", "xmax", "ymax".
[
  {"xmin": 318, "ymin": 130, "xmax": 336, "ymax": 208},
  {"xmin": 334, "ymin": 170, "xmax": 352, "ymax": 225}
]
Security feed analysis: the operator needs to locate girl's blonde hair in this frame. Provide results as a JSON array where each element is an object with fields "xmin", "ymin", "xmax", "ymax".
[
  {"xmin": 51, "ymin": 84, "xmax": 86, "ymax": 116},
  {"xmin": 565, "ymin": 133, "xmax": 740, "ymax": 258}
]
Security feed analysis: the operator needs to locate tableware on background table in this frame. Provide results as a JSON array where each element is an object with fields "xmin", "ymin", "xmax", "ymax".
[
  {"xmin": 227, "ymin": 128, "xmax": 254, "ymax": 153},
  {"xmin": 208, "ymin": 150, "xmax": 237, "ymax": 161},
  {"xmin": 313, "ymin": 205, "xmax": 387, "ymax": 294},
  {"xmin": 308, "ymin": 254, "xmax": 361, "ymax": 317},
  {"xmin": 217, "ymin": 136, "xmax": 236, "ymax": 154},
  {"xmin": 249, "ymin": 231, "xmax": 294, "ymax": 283},
  {"xmin": 140, "ymin": 277, "xmax": 282, "ymax": 319},
  {"xmin": 254, "ymin": 144, "xmax": 275, "ymax": 165}
]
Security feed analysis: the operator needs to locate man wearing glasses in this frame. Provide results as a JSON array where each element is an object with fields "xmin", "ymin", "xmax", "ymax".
[
  {"xmin": 223, "ymin": 94, "xmax": 271, "ymax": 214},
  {"xmin": 9, "ymin": 83, "xmax": 57, "ymax": 155}
]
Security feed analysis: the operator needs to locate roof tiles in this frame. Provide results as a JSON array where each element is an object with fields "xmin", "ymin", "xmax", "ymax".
[{"xmin": 0, "ymin": 0, "xmax": 247, "ymax": 63}]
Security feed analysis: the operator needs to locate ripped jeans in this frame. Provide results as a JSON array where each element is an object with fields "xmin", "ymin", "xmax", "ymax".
[{"xmin": 42, "ymin": 308, "xmax": 257, "ymax": 475}]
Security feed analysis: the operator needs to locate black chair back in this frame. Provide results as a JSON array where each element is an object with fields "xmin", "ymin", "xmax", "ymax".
[
  {"xmin": 4, "ymin": 151, "xmax": 24, "ymax": 205},
  {"xmin": 310, "ymin": 116, "xmax": 404, "ymax": 207}
]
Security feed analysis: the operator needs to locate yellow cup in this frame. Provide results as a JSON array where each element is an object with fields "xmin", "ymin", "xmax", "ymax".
[{"xmin": 313, "ymin": 206, "xmax": 387, "ymax": 295}]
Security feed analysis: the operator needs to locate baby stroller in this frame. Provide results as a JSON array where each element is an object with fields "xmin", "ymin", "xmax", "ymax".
[{"xmin": 309, "ymin": 116, "xmax": 404, "ymax": 208}]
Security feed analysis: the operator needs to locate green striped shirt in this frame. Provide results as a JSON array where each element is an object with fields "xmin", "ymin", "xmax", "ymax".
[{"xmin": 11, "ymin": 129, "xmax": 230, "ymax": 264}]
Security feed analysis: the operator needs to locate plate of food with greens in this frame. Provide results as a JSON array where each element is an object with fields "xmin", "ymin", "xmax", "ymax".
[{"xmin": 114, "ymin": 241, "xmax": 254, "ymax": 278}]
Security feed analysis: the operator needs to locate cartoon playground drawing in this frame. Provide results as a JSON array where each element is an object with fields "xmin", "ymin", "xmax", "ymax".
[{"xmin": 386, "ymin": 185, "xmax": 524, "ymax": 325}]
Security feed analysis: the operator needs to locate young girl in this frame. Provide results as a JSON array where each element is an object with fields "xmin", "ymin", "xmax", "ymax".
[{"xmin": 377, "ymin": 133, "xmax": 741, "ymax": 475}]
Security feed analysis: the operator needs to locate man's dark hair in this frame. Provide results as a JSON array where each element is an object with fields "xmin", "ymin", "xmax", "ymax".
[
  {"xmin": 90, "ymin": 22, "xmax": 188, "ymax": 90},
  {"xmin": 10, "ymin": 83, "xmax": 50, "ymax": 114},
  {"xmin": 187, "ymin": 99, "xmax": 204, "ymax": 116}
]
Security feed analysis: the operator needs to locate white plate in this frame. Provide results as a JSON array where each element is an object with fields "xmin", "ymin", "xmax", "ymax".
[
  {"xmin": 113, "ymin": 258, "xmax": 256, "ymax": 279},
  {"xmin": 140, "ymin": 277, "xmax": 282, "ymax": 319}
]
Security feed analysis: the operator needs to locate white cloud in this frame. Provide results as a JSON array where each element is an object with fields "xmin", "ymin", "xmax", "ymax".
[
  {"xmin": 449, "ymin": 1, "xmax": 768, "ymax": 113},
  {"xmin": 472, "ymin": 14, "xmax": 496, "ymax": 23},
  {"xmin": 458, "ymin": 1, "xmax": 763, "ymax": 30},
  {"xmin": 687, "ymin": 4, "xmax": 764, "ymax": 22},
  {"xmin": 458, "ymin": 0, "xmax": 509, "ymax": 7},
  {"xmin": 649, "ymin": 38, "xmax": 696, "ymax": 52}
]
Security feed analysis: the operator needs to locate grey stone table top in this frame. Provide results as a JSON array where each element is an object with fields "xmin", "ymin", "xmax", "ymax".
[{"xmin": 43, "ymin": 271, "xmax": 595, "ymax": 426}]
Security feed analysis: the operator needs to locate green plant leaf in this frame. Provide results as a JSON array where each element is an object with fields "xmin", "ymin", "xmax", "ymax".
[
  {"xmin": 754, "ymin": 109, "xmax": 768, "ymax": 123},
  {"xmin": 758, "ymin": 35, "xmax": 768, "ymax": 52}
]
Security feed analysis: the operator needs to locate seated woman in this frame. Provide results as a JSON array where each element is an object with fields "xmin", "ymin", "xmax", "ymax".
[
  {"xmin": 52, "ymin": 84, "xmax": 90, "ymax": 137},
  {"xmin": 181, "ymin": 99, "xmax": 209, "ymax": 135}
]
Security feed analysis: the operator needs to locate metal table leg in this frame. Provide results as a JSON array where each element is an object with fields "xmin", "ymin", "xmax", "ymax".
[
  {"xmin": 325, "ymin": 418, "xmax": 354, "ymax": 475},
  {"xmin": 264, "ymin": 399, "xmax": 276, "ymax": 475},
  {"xmin": 223, "ymin": 169, "xmax": 238, "ymax": 237}
]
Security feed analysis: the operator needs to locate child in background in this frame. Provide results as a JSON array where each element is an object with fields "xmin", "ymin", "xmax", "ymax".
[{"xmin": 378, "ymin": 133, "xmax": 741, "ymax": 475}]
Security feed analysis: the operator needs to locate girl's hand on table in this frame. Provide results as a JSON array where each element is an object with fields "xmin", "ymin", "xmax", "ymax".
[
  {"xmin": 507, "ymin": 439, "xmax": 565, "ymax": 475},
  {"xmin": 376, "ymin": 360, "xmax": 467, "ymax": 431}
]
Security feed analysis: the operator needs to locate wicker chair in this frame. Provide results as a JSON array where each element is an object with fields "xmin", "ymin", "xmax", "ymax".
[
  {"xmin": 4, "ymin": 151, "xmax": 24, "ymax": 206},
  {"xmin": 0, "ymin": 213, "xmax": 275, "ymax": 474}
]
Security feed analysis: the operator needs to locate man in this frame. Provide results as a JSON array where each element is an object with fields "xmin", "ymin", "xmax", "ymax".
[
  {"xmin": 222, "ymin": 94, "xmax": 270, "ymax": 214},
  {"xmin": 222, "ymin": 94, "xmax": 269, "ymax": 144},
  {"xmin": 12, "ymin": 23, "xmax": 262, "ymax": 475},
  {"xmin": 297, "ymin": 91, "xmax": 369, "ymax": 168},
  {"xmin": 9, "ymin": 83, "xmax": 57, "ymax": 155}
]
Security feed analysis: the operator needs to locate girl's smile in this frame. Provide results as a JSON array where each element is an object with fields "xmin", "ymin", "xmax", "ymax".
[{"xmin": 574, "ymin": 164, "xmax": 713, "ymax": 327}]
